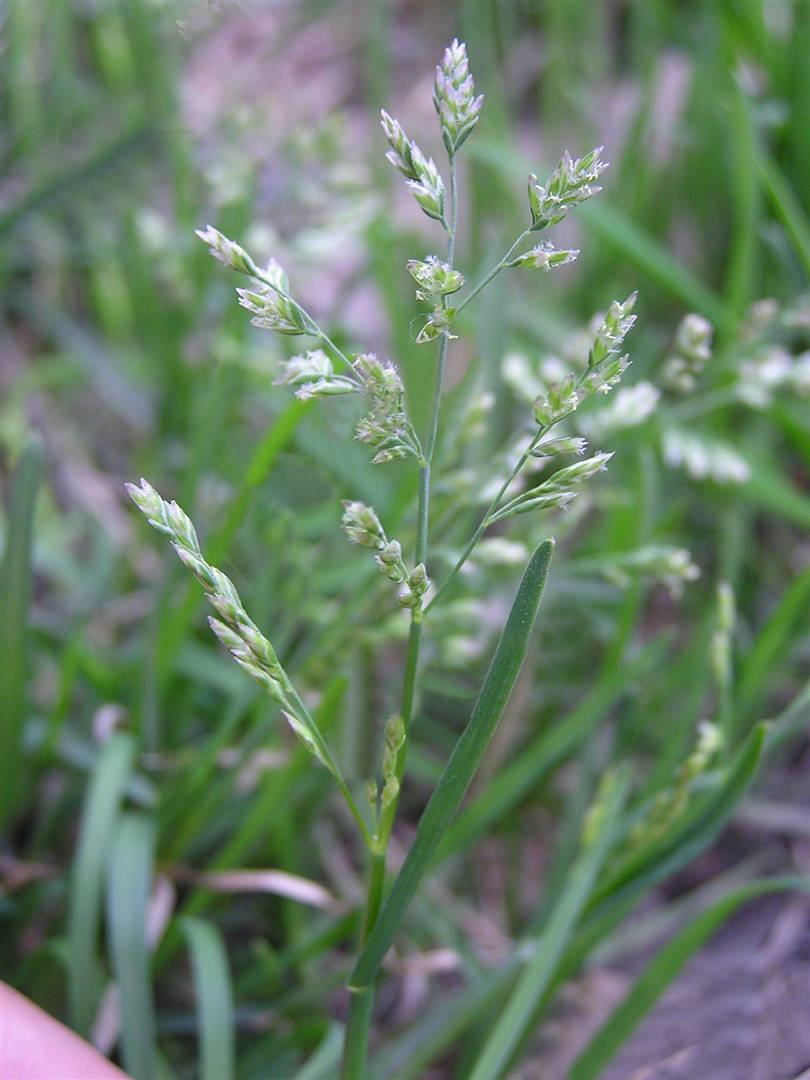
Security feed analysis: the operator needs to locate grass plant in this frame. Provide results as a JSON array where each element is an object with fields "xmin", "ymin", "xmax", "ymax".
[{"xmin": 1, "ymin": 4, "xmax": 809, "ymax": 1079}]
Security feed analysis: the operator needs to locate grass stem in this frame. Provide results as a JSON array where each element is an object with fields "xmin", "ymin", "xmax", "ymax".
[
  {"xmin": 341, "ymin": 152, "xmax": 460, "ymax": 1078},
  {"xmin": 456, "ymin": 228, "xmax": 530, "ymax": 315}
]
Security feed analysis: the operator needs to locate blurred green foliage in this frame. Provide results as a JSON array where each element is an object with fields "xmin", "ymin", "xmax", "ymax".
[{"xmin": 1, "ymin": 2, "xmax": 808, "ymax": 1078}]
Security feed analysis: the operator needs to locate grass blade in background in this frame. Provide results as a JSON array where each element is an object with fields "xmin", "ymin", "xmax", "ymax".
[
  {"xmin": 763, "ymin": 686, "xmax": 810, "ymax": 755},
  {"xmin": 0, "ymin": 436, "xmax": 43, "ymax": 827},
  {"xmin": 722, "ymin": 76, "xmax": 759, "ymax": 323},
  {"xmin": 734, "ymin": 562, "xmax": 810, "ymax": 729},
  {"xmin": 350, "ymin": 539, "xmax": 555, "ymax": 991},
  {"xmin": 0, "ymin": 124, "xmax": 154, "ymax": 240},
  {"xmin": 437, "ymin": 636, "xmax": 667, "ymax": 860},
  {"xmin": 371, "ymin": 961, "xmax": 520, "ymax": 1080},
  {"xmin": 106, "ymin": 812, "xmax": 158, "ymax": 1080},
  {"xmin": 68, "ymin": 732, "xmax": 136, "ymax": 1036},
  {"xmin": 296, "ymin": 1023, "xmax": 344, "ymax": 1080},
  {"xmin": 737, "ymin": 452, "xmax": 810, "ymax": 531},
  {"xmin": 755, "ymin": 144, "xmax": 810, "ymax": 277},
  {"xmin": 587, "ymin": 723, "xmax": 766, "ymax": 915},
  {"xmin": 179, "ymin": 916, "xmax": 236, "ymax": 1080},
  {"xmin": 468, "ymin": 770, "xmax": 630, "ymax": 1080},
  {"xmin": 567, "ymin": 875, "xmax": 810, "ymax": 1080}
]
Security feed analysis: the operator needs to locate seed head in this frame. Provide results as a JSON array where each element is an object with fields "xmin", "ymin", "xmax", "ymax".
[
  {"xmin": 341, "ymin": 501, "xmax": 386, "ymax": 549},
  {"xmin": 528, "ymin": 147, "xmax": 608, "ymax": 231},
  {"xmin": 433, "ymin": 39, "xmax": 483, "ymax": 153},
  {"xmin": 380, "ymin": 110, "xmax": 419, "ymax": 180},
  {"xmin": 663, "ymin": 313, "xmax": 713, "ymax": 393},
  {"xmin": 545, "ymin": 451, "xmax": 613, "ymax": 487},
  {"xmin": 195, "ymin": 224, "xmax": 256, "ymax": 276},
  {"xmin": 274, "ymin": 349, "xmax": 357, "ymax": 399},
  {"xmin": 508, "ymin": 242, "xmax": 579, "ymax": 272},
  {"xmin": 407, "ymin": 255, "xmax": 464, "ymax": 300},
  {"xmin": 533, "ymin": 373, "xmax": 580, "ymax": 426},
  {"xmin": 236, "ymin": 271, "xmax": 311, "ymax": 336},
  {"xmin": 584, "ymin": 381, "xmax": 660, "ymax": 437},
  {"xmin": 530, "ymin": 435, "xmax": 588, "ymax": 459},
  {"xmin": 406, "ymin": 148, "xmax": 446, "ymax": 223}
]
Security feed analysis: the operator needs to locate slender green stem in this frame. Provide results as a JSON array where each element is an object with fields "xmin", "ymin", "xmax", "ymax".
[
  {"xmin": 446, "ymin": 155, "xmax": 458, "ymax": 265},
  {"xmin": 423, "ymin": 336, "xmax": 448, "ymax": 474},
  {"xmin": 416, "ymin": 457, "xmax": 431, "ymax": 564},
  {"xmin": 379, "ymin": 158, "xmax": 457, "ymax": 829},
  {"xmin": 334, "ymin": 777, "xmax": 373, "ymax": 849},
  {"xmin": 360, "ymin": 851, "xmax": 387, "ymax": 942},
  {"xmin": 315, "ymin": 327, "xmax": 353, "ymax": 371},
  {"xmin": 285, "ymin": 684, "xmax": 372, "ymax": 847},
  {"xmin": 455, "ymin": 229, "xmax": 530, "ymax": 315},
  {"xmin": 425, "ymin": 424, "xmax": 549, "ymax": 614},
  {"xmin": 426, "ymin": 354, "xmax": 595, "ymax": 614},
  {"xmin": 388, "ymin": 155, "xmax": 458, "ymax": 788},
  {"xmin": 341, "ymin": 619, "xmax": 423, "ymax": 1079},
  {"xmin": 342, "ymin": 154, "xmax": 459, "ymax": 1080},
  {"xmin": 341, "ymin": 988, "xmax": 374, "ymax": 1080},
  {"xmin": 399, "ymin": 618, "xmax": 424, "ymax": 736}
]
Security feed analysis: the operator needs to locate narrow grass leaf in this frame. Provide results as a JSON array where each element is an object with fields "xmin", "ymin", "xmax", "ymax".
[
  {"xmin": 735, "ymin": 563, "xmax": 810, "ymax": 727},
  {"xmin": 763, "ymin": 686, "xmax": 810, "ymax": 755},
  {"xmin": 371, "ymin": 962, "xmax": 520, "ymax": 1080},
  {"xmin": 438, "ymin": 636, "xmax": 667, "ymax": 859},
  {"xmin": 68, "ymin": 732, "xmax": 136, "ymax": 1035},
  {"xmin": 0, "ymin": 123, "xmax": 153, "ymax": 238},
  {"xmin": 0, "ymin": 436, "xmax": 43, "ymax": 827},
  {"xmin": 297, "ymin": 1023, "xmax": 344, "ymax": 1080},
  {"xmin": 755, "ymin": 145, "xmax": 810, "ymax": 277},
  {"xmin": 577, "ymin": 200, "xmax": 736, "ymax": 336},
  {"xmin": 721, "ymin": 79, "xmax": 758, "ymax": 325},
  {"xmin": 22, "ymin": 719, "xmax": 155, "ymax": 808},
  {"xmin": 4, "ymin": 0, "xmax": 44, "ymax": 146},
  {"xmin": 468, "ymin": 770, "xmax": 630, "ymax": 1080},
  {"xmin": 179, "ymin": 916, "xmax": 236, "ymax": 1080},
  {"xmin": 738, "ymin": 452, "xmax": 810, "ymax": 531},
  {"xmin": 553, "ymin": 713, "xmax": 801, "ymax": 1000},
  {"xmin": 106, "ymin": 812, "xmax": 158, "ymax": 1080},
  {"xmin": 350, "ymin": 539, "xmax": 554, "ymax": 990},
  {"xmin": 567, "ymin": 875, "xmax": 810, "ymax": 1080},
  {"xmin": 11, "ymin": 291, "xmax": 152, "ymax": 429}
]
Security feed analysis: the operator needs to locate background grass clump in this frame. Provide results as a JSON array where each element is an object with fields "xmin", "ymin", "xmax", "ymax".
[{"xmin": 1, "ymin": 2, "xmax": 809, "ymax": 1079}]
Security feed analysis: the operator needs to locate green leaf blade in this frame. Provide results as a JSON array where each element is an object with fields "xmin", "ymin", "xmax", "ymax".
[
  {"xmin": 469, "ymin": 771, "xmax": 630, "ymax": 1080},
  {"xmin": 179, "ymin": 916, "xmax": 236, "ymax": 1080},
  {"xmin": 68, "ymin": 732, "xmax": 136, "ymax": 1036},
  {"xmin": 350, "ymin": 538, "xmax": 554, "ymax": 990},
  {"xmin": 0, "ymin": 435, "xmax": 44, "ymax": 827},
  {"xmin": 587, "ymin": 723, "xmax": 767, "ymax": 917},
  {"xmin": 106, "ymin": 812, "xmax": 158, "ymax": 1080}
]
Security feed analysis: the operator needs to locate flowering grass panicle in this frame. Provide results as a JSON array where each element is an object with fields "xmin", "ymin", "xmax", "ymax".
[
  {"xmin": 123, "ymin": 39, "xmax": 737, "ymax": 1080},
  {"xmin": 125, "ymin": 480, "xmax": 365, "ymax": 800},
  {"xmin": 433, "ymin": 38, "xmax": 483, "ymax": 153},
  {"xmin": 528, "ymin": 146, "xmax": 608, "ymax": 230}
]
